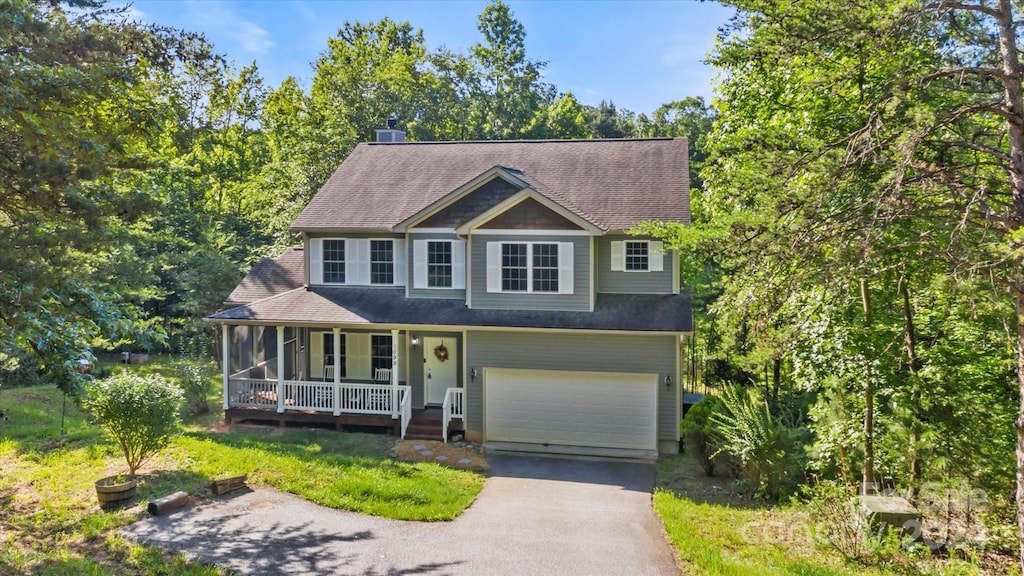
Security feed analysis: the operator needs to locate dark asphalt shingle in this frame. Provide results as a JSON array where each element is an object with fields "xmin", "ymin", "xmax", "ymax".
[
  {"xmin": 290, "ymin": 139, "xmax": 690, "ymax": 232},
  {"xmin": 207, "ymin": 287, "xmax": 692, "ymax": 333},
  {"xmin": 225, "ymin": 246, "xmax": 305, "ymax": 305}
]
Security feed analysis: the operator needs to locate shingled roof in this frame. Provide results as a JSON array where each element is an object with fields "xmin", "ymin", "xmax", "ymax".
[
  {"xmin": 208, "ymin": 287, "xmax": 692, "ymax": 333},
  {"xmin": 291, "ymin": 138, "xmax": 690, "ymax": 232},
  {"xmin": 225, "ymin": 246, "xmax": 304, "ymax": 306}
]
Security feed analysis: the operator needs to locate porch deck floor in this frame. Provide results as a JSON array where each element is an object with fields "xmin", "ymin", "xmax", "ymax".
[{"xmin": 225, "ymin": 407, "xmax": 400, "ymax": 432}]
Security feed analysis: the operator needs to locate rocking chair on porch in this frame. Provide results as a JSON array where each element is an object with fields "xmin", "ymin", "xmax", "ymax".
[{"xmin": 318, "ymin": 363, "xmax": 336, "ymax": 410}]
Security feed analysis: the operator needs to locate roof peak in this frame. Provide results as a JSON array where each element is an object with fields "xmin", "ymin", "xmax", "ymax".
[{"xmin": 364, "ymin": 137, "xmax": 684, "ymax": 146}]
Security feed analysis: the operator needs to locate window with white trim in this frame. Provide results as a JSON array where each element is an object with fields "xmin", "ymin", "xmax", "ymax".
[
  {"xmin": 370, "ymin": 240, "xmax": 394, "ymax": 285},
  {"xmin": 625, "ymin": 241, "xmax": 649, "ymax": 271},
  {"xmin": 427, "ymin": 241, "xmax": 452, "ymax": 288},
  {"xmin": 531, "ymin": 243, "xmax": 559, "ymax": 292},
  {"xmin": 371, "ymin": 334, "xmax": 392, "ymax": 374},
  {"xmin": 501, "ymin": 243, "xmax": 529, "ymax": 291},
  {"xmin": 488, "ymin": 241, "xmax": 572, "ymax": 294},
  {"xmin": 323, "ymin": 239, "xmax": 346, "ymax": 283}
]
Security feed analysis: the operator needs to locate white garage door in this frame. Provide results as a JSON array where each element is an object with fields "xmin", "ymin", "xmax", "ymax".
[{"xmin": 484, "ymin": 368, "xmax": 658, "ymax": 451}]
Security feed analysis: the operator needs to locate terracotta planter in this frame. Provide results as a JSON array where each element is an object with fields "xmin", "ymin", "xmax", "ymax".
[{"xmin": 95, "ymin": 475, "xmax": 138, "ymax": 508}]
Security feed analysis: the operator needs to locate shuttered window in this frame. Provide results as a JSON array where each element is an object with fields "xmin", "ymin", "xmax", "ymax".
[{"xmin": 323, "ymin": 240, "xmax": 346, "ymax": 283}]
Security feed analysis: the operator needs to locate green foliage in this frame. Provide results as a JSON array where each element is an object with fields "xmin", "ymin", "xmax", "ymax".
[
  {"xmin": 710, "ymin": 387, "xmax": 808, "ymax": 500},
  {"xmin": 83, "ymin": 371, "xmax": 184, "ymax": 474},
  {"xmin": 175, "ymin": 344, "xmax": 213, "ymax": 415},
  {"xmin": 681, "ymin": 396, "xmax": 726, "ymax": 476}
]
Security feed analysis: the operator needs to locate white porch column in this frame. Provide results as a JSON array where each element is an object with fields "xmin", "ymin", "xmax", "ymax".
[
  {"xmin": 276, "ymin": 325, "xmax": 285, "ymax": 414},
  {"xmin": 391, "ymin": 328, "xmax": 399, "ymax": 419},
  {"xmin": 221, "ymin": 324, "xmax": 230, "ymax": 410},
  {"xmin": 332, "ymin": 327, "xmax": 341, "ymax": 416}
]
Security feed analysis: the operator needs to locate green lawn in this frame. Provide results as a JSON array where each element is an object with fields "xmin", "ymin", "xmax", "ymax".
[
  {"xmin": 0, "ymin": 359, "xmax": 484, "ymax": 574},
  {"xmin": 653, "ymin": 454, "xmax": 1005, "ymax": 576}
]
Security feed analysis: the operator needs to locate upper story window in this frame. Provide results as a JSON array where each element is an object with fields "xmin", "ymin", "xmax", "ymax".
[
  {"xmin": 487, "ymin": 241, "xmax": 573, "ymax": 294},
  {"xmin": 323, "ymin": 239, "xmax": 346, "ymax": 283},
  {"xmin": 412, "ymin": 238, "xmax": 465, "ymax": 290},
  {"xmin": 370, "ymin": 240, "xmax": 394, "ymax": 285},
  {"xmin": 311, "ymin": 238, "xmax": 405, "ymax": 286},
  {"xmin": 427, "ymin": 241, "xmax": 453, "ymax": 288},
  {"xmin": 532, "ymin": 243, "xmax": 559, "ymax": 292},
  {"xmin": 610, "ymin": 240, "xmax": 664, "ymax": 273},
  {"xmin": 625, "ymin": 241, "xmax": 649, "ymax": 271},
  {"xmin": 501, "ymin": 243, "xmax": 529, "ymax": 291}
]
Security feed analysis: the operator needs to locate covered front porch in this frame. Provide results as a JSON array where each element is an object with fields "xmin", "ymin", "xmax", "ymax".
[{"xmin": 219, "ymin": 323, "xmax": 464, "ymax": 440}]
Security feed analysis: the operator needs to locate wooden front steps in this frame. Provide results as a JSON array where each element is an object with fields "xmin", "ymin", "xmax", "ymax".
[{"xmin": 404, "ymin": 407, "xmax": 462, "ymax": 441}]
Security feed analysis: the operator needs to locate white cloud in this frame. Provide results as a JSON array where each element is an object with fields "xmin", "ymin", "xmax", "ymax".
[{"xmin": 184, "ymin": 1, "xmax": 275, "ymax": 56}]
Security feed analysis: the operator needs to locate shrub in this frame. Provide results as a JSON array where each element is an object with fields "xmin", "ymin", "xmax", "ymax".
[
  {"xmin": 175, "ymin": 350, "xmax": 211, "ymax": 415},
  {"xmin": 83, "ymin": 371, "xmax": 184, "ymax": 475},
  {"xmin": 709, "ymin": 386, "xmax": 808, "ymax": 500},
  {"xmin": 680, "ymin": 395, "xmax": 725, "ymax": 476}
]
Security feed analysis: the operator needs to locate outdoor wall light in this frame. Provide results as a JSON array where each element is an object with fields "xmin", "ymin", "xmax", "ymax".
[
  {"xmin": 471, "ymin": 368, "xmax": 478, "ymax": 382},
  {"xmin": 664, "ymin": 375, "xmax": 672, "ymax": 389},
  {"xmin": 411, "ymin": 337, "xmax": 420, "ymax": 350}
]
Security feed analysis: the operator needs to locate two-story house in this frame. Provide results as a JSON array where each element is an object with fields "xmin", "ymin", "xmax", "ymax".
[{"xmin": 206, "ymin": 135, "xmax": 692, "ymax": 457}]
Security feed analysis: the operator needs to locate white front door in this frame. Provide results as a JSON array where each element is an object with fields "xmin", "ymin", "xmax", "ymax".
[{"xmin": 424, "ymin": 337, "xmax": 457, "ymax": 405}]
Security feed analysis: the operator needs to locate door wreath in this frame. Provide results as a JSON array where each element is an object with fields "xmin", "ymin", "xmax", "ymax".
[{"xmin": 434, "ymin": 341, "xmax": 449, "ymax": 362}]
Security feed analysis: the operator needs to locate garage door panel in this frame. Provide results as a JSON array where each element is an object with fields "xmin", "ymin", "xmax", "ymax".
[{"xmin": 484, "ymin": 368, "xmax": 657, "ymax": 451}]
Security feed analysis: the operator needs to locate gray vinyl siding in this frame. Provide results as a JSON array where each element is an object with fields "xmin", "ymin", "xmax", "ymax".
[
  {"xmin": 469, "ymin": 234, "xmax": 590, "ymax": 311},
  {"xmin": 465, "ymin": 331, "xmax": 679, "ymax": 441},
  {"xmin": 597, "ymin": 236, "xmax": 675, "ymax": 294},
  {"xmin": 405, "ymin": 331, "xmax": 463, "ymax": 407},
  {"xmin": 305, "ymin": 233, "xmax": 405, "ymax": 288},
  {"xmin": 406, "ymin": 232, "xmax": 466, "ymax": 300}
]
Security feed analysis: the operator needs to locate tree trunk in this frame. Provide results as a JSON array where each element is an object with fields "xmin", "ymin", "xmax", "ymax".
[
  {"xmin": 899, "ymin": 277, "xmax": 922, "ymax": 500},
  {"xmin": 991, "ymin": 1, "xmax": 1024, "ymax": 570},
  {"xmin": 861, "ymin": 278, "xmax": 876, "ymax": 495}
]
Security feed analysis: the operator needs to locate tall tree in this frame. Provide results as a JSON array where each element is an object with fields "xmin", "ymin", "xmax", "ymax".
[
  {"xmin": 0, "ymin": 0, "xmax": 209, "ymax": 394},
  {"xmin": 700, "ymin": 0, "xmax": 1024, "ymax": 565},
  {"xmin": 470, "ymin": 0, "xmax": 553, "ymax": 139}
]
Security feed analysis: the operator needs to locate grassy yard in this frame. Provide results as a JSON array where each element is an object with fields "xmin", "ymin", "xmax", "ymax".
[
  {"xmin": 654, "ymin": 454, "xmax": 1013, "ymax": 576},
  {"xmin": 0, "ymin": 356, "xmax": 484, "ymax": 574}
]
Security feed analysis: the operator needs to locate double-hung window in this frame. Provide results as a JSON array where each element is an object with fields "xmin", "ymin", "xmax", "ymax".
[
  {"xmin": 371, "ymin": 334, "xmax": 392, "ymax": 374},
  {"xmin": 370, "ymin": 240, "xmax": 394, "ymax": 285},
  {"xmin": 488, "ymin": 241, "xmax": 572, "ymax": 294},
  {"xmin": 323, "ymin": 240, "xmax": 346, "ymax": 283},
  {"xmin": 501, "ymin": 243, "xmax": 530, "ymax": 291},
  {"xmin": 610, "ymin": 240, "xmax": 664, "ymax": 273},
  {"xmin": 427, "ymin": 241, "xmax": 453, "ymax": 288},
  {"xmin": 625, "ymin": 241, "xmax": 649, "ymax": 271}
]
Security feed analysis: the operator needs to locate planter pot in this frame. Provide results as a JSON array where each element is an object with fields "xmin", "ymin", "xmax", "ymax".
[{"xmin": 95, "ymin": 475, "xmax": 138, "ymax": 508}]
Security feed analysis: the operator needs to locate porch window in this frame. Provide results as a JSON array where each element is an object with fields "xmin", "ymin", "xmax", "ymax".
[
  {"xmin": 370, "ymin": 240, "xmax": 394, "ymax": 285},
  {"xmin": 371, "ymin": 334, "xmax": 393, "ymax": 374},
  {"xmin": 501, "ymin": 243, "xmax": 529, "ymax": 291},
  {"xmin": 532, "ymin": 243, "xmax": 559, "ymax": 293},
  {"xmin": 427, "ymin": 241, "xmax": 452, "ymax": 288},
  {"xmin": 625, "ymin": 241, "xmax": 649, "ymax": 271},
  {"xmin": 323, "ymin": 333, "xmax": 346, "ymax": 377},
  {"xmin": 323, "ymin": 240, "xmax": 346, "ymax": 283}
]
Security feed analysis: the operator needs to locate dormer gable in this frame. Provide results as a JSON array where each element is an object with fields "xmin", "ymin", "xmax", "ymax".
[{"xmin": 455, "ymin": 188, "xmax": 601, "ymax": 235}]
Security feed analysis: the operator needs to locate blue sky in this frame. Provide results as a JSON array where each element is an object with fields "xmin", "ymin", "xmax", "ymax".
[{"xmin": 129, "ymin": 0, "xmax": 733, "ymax": 114}]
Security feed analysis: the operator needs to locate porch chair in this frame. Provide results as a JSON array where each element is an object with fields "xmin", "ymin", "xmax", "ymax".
[
  {"xmin": 371, "ymin": 368, "xmax": 393, "ymax": 412},
  {"xmin": 319, "ymin": 363, "xmax": 336, "ymax": 410}
]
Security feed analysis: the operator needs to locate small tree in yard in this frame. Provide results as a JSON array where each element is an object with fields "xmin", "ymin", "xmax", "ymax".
[{"xmin": 84, "ymin": 372, "xmax": 184, "ymax": 475}]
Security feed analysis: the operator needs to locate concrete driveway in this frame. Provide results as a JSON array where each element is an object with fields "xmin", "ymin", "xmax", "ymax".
[{"xmin": 122, "ymin": 455, "xmax": 679, "ymax": 575}]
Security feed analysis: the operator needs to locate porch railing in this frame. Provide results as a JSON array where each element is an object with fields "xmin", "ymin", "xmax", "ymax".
[
  {"xmin": 400, "ymin": 386, "xmax": 411, "ymax": 439},
  {"xmin": 228, "ymin": 376, "xmax": 411, "ymax": 419},
  {"xmin": 442, "ymin": 387, "xmax": 465, "ymax": 443}
]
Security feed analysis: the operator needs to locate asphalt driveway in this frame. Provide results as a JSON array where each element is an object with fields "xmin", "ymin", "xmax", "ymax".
[{"xmin": 122, "ymin": 455, "xmax": 679, "ymax": 575}]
